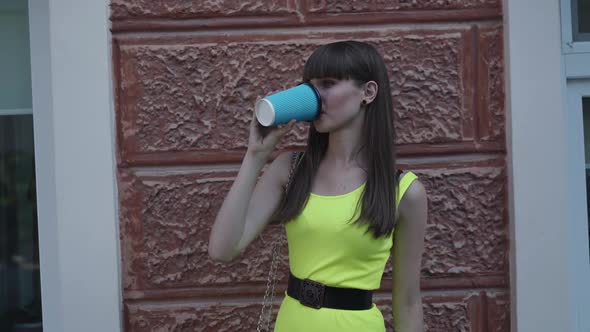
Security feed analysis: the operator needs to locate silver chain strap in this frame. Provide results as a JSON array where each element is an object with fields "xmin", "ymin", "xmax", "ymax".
[
  {"xmin": 256, "ymin": 152, "xmax": 299, "ymax": 332},
  {"xmin": 256, "ymin": 227, "xmax": 284, "ymax": 332}
]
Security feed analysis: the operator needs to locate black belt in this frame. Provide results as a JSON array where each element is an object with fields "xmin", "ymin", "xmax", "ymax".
[{"xmin": 287, "ymin": 273, "xmax": 373, "ymax": 310}]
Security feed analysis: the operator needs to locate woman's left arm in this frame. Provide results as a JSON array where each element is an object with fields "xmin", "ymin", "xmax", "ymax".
[{"xmin": 391, "ymin": 180, "xmax": 428, "ymax": 332}]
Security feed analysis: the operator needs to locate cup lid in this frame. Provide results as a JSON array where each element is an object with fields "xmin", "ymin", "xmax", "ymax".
[{"xmin": 255, "ymin": 98, "xmax": 275, "ymax": 127}]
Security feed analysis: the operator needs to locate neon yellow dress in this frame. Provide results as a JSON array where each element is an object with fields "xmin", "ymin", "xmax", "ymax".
[{"xmin": 274, "ymin": 172, "xmax": 418, "ymax": 332}]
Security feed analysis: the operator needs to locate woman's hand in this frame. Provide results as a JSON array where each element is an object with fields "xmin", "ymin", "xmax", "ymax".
[{"xmin": 247, "ymin": 112, "xmax": 296, "ymax": 162}]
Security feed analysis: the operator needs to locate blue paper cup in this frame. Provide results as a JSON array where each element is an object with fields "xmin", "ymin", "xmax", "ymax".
[{"xmin": 255, "ymin": 83, "xmax": 322, "ymax": 127}]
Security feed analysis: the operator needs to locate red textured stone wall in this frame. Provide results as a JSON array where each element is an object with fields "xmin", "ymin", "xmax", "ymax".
[{"xmin": 111, "ymin": 1, "xmax": 508, "ymax": 331}]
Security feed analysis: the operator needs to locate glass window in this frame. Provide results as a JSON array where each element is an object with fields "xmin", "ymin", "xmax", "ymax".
[
  {"xmin": 0, "ymin": 1, "xmax": 32, "ymax": 110},
  {"xmin": 0, "ymin": 1, "xmax": 42, "ymax": 331},
  {"xmin": 573, "ymin": 0, "xmax": 590, "ymax": 41},
  {"xmin": 0, "ymin": 115, "xmax": 41, "ymax": 332}
]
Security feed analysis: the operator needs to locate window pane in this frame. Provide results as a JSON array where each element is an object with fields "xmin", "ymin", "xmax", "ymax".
[
  {"xmin": 574, "ymin": 0, "xmax": 590, "ymax": 41},
  {"xmin": 0, "ymin": 1, "xmax": 32, "ymax": 109},
  {"xmin": 0, "ymin": 115, "xmax": 42, "ymax": 331}
]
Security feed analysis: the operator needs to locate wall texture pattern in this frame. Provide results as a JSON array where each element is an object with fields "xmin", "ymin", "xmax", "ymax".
[{"xmin": 111, "ymin": 1, "xmax": 508, "ymax": 331}]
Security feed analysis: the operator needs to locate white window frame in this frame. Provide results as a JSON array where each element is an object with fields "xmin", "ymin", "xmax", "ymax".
[
  {"xmin": 561, "ymin": 0, "xmax": 590, "ymax": 52},
  {"xmin": 561, "ymin": 0, "xmax": 590, "ymax": 78},
  {"xmin": 565, "ymin": 79, "xmax": 590, "ymax": 331},
  {"xmin": 0, "ymin": 108, "xmax": 32, "ymax": 116},
  {"xmin": 28, "ymin": 0, "xmax": 122, "ymax": 331},
  {"xmin": 562, "ymin": 0, "xmax": 590, "ymax": 331}
]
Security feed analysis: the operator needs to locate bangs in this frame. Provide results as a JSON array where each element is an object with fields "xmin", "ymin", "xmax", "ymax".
[{"xmin": 303, "ymin": 41, "xmax": 370, "ymax": 82}]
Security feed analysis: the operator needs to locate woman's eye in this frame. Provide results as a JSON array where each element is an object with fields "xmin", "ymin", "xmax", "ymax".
[{"xmin": 321, "ymin": 80, "xmax": 335, "ymax": 88}]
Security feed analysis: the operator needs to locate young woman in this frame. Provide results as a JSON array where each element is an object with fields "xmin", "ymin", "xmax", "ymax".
[{"xmin": 208, "ymin": 41, "xmax": 428, "ymax": 332}]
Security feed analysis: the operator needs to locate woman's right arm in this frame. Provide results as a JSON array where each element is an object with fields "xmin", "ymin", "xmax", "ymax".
[{"xmin": 208, "ymin": 115, "xmax": 296, "ymax": 262}]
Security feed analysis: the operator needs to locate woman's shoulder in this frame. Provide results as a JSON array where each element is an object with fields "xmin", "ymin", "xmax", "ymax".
[{"xmin": 396, "ymin": 170, "xmax": 427, "ymax": 218}]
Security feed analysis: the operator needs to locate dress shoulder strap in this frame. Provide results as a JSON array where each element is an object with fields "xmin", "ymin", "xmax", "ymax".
[{"xmin": 396, "ymin": 171, "xmax": 418, "ymax": 207}]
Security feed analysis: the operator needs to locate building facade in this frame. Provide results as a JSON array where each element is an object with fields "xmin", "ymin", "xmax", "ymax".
[{"xmin": 0, "ymin": 0, "xmax": 588, "ymax": 331}]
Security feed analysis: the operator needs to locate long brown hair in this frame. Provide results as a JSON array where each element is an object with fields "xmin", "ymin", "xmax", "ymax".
[{"xmin": 273, "ymin": 41, "xmax": 397, "ymax": 238}]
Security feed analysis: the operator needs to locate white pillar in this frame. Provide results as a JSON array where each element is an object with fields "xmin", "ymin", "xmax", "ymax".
[
  {"xmin": 29, "ymin": 0, "xmax": 122, "ymax": 331},
  {"xmin": 504, "ymin": 0, "xmax": 573, "ymax": 331}
]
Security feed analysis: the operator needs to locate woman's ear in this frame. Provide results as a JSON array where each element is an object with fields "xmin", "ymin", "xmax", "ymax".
[{"xmin": 363, "ymin": 81, "xmax": 378, "ymax": 104}]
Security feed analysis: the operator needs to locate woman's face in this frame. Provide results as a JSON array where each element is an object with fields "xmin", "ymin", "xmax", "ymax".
[{"xmin": 308, "ymin": 78, "xmax": 366, "ymax": 133}]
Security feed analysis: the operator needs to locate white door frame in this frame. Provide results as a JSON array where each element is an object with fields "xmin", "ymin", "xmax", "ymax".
[
  {"xmin": 565, "ymin": 79, "xmax": 590, "ymax": 331},
  {"xmin": 562, "ymin": 0, "xmax": 590, "ymax": 328},
  {"xmin": 28, "ymin": 0, "xmax": 122, "ymax": 331}
]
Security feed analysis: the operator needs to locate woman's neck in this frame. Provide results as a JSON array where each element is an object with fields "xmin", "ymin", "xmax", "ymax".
[{"xmin": 324, "ymin": 126, "xmax": 367, "ymax": 169}]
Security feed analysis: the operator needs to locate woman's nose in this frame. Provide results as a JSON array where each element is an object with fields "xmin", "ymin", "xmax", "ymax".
[
  {"xmin": 314, "ymin": 85, "xmax": 327, "ymax": 100},
  {"xmin": 318, "ymin": 93, "xmax": 328, "ymax": 111}
]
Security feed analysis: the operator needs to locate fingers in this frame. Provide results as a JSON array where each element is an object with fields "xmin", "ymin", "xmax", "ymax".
[
  {"xmin": 263, "ymin": 119, "xmax": 296, "ymax": 144},
  {"xmin": 275, "ymin": 119, "xmax": 296, "ymax": 138},
  {"xmin": 251, "ymin": 111, "xmax": 272, "ymax": 138},
  {"xmin": 250, "ymin": 111, "xmax": 258, "ymax": 130}
]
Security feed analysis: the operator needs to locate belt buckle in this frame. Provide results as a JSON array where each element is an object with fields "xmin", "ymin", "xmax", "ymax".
[{"xmin": 299, "ymin": 278, "xmax": 325, "ymax": 309}]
